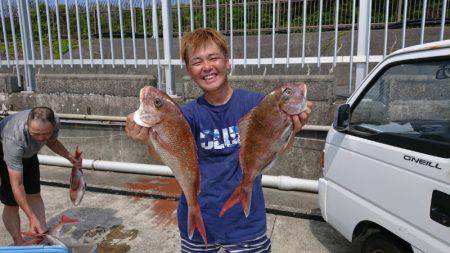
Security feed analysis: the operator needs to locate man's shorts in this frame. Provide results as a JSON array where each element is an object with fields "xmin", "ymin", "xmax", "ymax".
[
  {"xmin": 0, "ymin": 154, "xmax": 40, "ymax": 206},
  {"xmin": 181, "ymin": 233, "xmax": 271, "ymax": 253}
]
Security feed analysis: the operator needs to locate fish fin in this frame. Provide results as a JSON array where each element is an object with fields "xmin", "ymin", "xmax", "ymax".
[
  {"xmin": 187, "ymin": 204, "xmax": 208, "ymax": 245},
  {"xmin": 197, "ymin": 172, "xmax": 201, "ymax": 195},
  {"xmin": 219, "ymin": 183, "xmax": 253, "ymax": 218},
  {"xmin": 242, "ymin": 185, "xmax": 253, "ymax": 218},
  {"xmin": 300, "ymin": 83, "xmax": 308, "ymax": 111},
  {"xmin": 60, "ymin": 215, "xmax": 79, "ymax": 224},
  {"xmin": 279, "ymin": 127, "xmax": 295, "ymax": 156},
  {"xmin": 237, "ymin": 111, "xmax": 255, "ymax": 150},
  {"xmin": 149, "ymin": 129, "xmax": 173, "ymax": 153},
  {"xmin": 261, "ymin": 156, "xmax": 279, "ymax": 174}
]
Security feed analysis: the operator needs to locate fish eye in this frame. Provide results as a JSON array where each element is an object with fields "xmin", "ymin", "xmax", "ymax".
[
  {"xmin": 154, "ymin": 98, "xmax": 163, "ymax": 108},
  {"xmin": 283, "ymin": 88, "xmax": 293, "ymax": 96}
]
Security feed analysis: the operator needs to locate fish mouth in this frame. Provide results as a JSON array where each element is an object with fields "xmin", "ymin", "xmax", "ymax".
[
  {"xmin": 286, "ymin": 100, "xmax": 307, "ymax": 115},
  {"xmin": 134, "ymin": 86, "xmax": 163, "ymax": 127},
  {"xmin": 281, "ymin": 97, "xmax": 308, "ymax": 115},
  {"xmin": 133, "ymin": 106, "xmax": 162, "ymax": 127},
  {"xmin": 281, "ymin": 103, "xmax": 306, "ymax": 116},
  {"xmin": 282, "ymin": 84, "xmax": 308, "ymax": 115},
  {"xmin": 133, "ymin": 109, "xmax": 152, "ymax": 127}
]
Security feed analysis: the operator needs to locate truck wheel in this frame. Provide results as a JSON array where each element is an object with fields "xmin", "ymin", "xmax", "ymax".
[{"xmin": 362, "ymin": 232, "xmax": 412, "ymax": 253}]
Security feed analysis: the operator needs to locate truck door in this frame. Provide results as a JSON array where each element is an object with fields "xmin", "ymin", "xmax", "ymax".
[{"xmin": 330, "ymin": 58, "xmax": 450, "ymax": 251}]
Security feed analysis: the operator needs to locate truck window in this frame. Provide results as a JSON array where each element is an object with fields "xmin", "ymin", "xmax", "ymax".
[{"xmin": 349, "ymin": 59, "xmax": 450, "ymax": 158}]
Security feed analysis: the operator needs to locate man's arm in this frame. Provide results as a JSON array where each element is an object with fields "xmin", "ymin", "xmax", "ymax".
[
  {"xmin": 46, "ymin": 139, "xmax": 82, "ymax": 167},
  {"xmin": 125, "ymin": 113, "xmax": 162, "ymax": 163},
  {"xmin": 8, "ymin": 168, "xmax": 47, "ymax": 234}
]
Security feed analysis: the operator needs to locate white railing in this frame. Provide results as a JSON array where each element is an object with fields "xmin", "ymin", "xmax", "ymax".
[{"xmin": 0, "ymin": 0, "xmax": 449, "ymax": 94}]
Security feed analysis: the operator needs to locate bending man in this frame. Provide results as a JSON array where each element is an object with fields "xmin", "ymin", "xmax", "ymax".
[{"xmin": 0, "ymin": 107, "xmax": 81, "ymax": 245}]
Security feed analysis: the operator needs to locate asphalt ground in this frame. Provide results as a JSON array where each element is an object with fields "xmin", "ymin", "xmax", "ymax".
[{"xmin": 0, "ymin": 165, "xmax": 357, "ymax": 252}]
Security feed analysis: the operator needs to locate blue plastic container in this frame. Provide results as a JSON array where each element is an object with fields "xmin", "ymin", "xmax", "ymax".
[{"xmin": 0, "ymin": 245, "xmax": 69, "ymax": 253}]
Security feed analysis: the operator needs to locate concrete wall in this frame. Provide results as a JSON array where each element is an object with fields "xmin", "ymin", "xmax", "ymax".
[
  {"xmin": 184, "ymin": 75, "xmax": 337, "ymax": 126},
  {"xmin": 0, "ymin": 74, "xmax": 337, "ymax": 123},
  {"xmin": 38, "ymin": 123, "xmax": 325, "ymax": 180},
  {"xmin": 0, "ymin": 73, "xmax": 336, "ymax": 180},
  {"xmin": 36, "ymin": 73, "xmax": 157, "ymax": 97}
]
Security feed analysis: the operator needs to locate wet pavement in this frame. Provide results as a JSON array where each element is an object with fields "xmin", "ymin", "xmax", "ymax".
[{"xmin": 0, "ymin": 166, "xmax": 356, "ymax": 252}]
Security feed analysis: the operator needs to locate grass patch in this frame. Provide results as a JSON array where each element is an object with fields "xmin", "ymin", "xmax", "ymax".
[{"xmin": 0, "ymin": 38, "xmax": 78, "ymax": 59}]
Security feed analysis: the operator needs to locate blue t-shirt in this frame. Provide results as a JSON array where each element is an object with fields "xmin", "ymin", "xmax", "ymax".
[{"xmin": 178, "ymin": 88, "xmax": 266, "ymax": 244}]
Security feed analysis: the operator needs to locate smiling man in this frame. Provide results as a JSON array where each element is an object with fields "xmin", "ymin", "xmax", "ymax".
[
  {"xmin": 0, "ymin": 107, "xmax": 81, "ymax": 245},
  {"xmin": 126, "ymin": 28, "xmax": 313, "ymax": 252}
]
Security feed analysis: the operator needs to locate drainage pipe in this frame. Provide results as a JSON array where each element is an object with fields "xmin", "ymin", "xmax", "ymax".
[
  {"xmin": 38, "ymin": 155, "xmax": 319, "ymax": 193},
  {"xmin": 3, "ymin": 111, "xmax": 330, "ymax": 131}
]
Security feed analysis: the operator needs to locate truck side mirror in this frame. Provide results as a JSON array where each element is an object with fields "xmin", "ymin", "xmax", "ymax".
[{"xmin": 333, "ymin": 104, "xmax": 350, "ymax": 131}]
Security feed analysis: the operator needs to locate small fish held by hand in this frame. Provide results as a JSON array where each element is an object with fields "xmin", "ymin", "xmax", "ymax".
[
  {"xmin": 70, "ymin": 146, "xmax": 85, "ymax": 206},
  {"xmin": 219, "ymin": 83, "xmax": 308, "ymax": 218}
]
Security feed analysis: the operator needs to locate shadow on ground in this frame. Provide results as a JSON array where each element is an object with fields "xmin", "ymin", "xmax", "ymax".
[{"xmin": 308, "ymin": 211, "xmax": 359, "ymax": 253}]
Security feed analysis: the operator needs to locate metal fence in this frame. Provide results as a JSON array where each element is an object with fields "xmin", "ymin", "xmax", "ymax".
[
  {"xmin": 183, "ymin": 0, "xmax": 448, "ymax": 33},
  {"xmin": 0, "ymin": 0, "xmax": 449, "ymax": 94}
]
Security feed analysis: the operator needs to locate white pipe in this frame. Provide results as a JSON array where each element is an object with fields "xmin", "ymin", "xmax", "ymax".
[
  {"xmin": 38, "ymin": 155, "xmax": 318, "ymax": 193},
  {"xmin": 302, "ymin": 125, "xmax": 331, "ymax": 131},
  {"xmin": 262, "ymin": 176, "xmax": 318, "ymax": 192},
  {"xmin": 38, "ymin": 155, "xmax": 173, "ymax": 177}
]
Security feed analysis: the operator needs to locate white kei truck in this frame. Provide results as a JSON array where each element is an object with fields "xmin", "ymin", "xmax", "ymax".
[{"xmin": 318, "ymin": 40, "xmax": 450, "ymax": 253}]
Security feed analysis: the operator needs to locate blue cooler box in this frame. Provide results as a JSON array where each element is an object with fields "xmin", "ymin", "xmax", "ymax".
[{"xmin": 0, "ymin": 246, "xmax": 69, "ymax": 253}]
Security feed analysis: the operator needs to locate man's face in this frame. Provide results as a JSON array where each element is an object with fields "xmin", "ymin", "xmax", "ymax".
[
  {"xmin": 186, "ymin": 43, "xmax": 231, "ymax": 93},
  {"xmin": 28, "ymin": 120, "xmax": 54, "ymax": 142}
]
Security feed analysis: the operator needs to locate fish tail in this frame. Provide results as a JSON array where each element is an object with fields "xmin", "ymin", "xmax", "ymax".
[
  {"xmin": 60, "ymin": 214, "xmax": 79, "ymax": 224},
  {"xmin": 187, "ymin": 204, "xmax": 208, "ymax": 245},
  {"xmin": 219, "ymin": 183, "xmax": 253, "ymax": 218},
  {"xmin": 74, "ymin": 145, "xmax": 82, "ymax": 159}
]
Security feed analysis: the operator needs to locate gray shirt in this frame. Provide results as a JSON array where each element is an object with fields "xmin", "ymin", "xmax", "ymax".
[{"xmin": 0, "ymin": 110, "xmax": 60, "ymax": 171}]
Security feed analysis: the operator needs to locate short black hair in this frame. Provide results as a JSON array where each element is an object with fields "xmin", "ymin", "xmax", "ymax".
[{"xmin": 27, "ymin": 107, "xmax": 56, "ymax": 126}]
